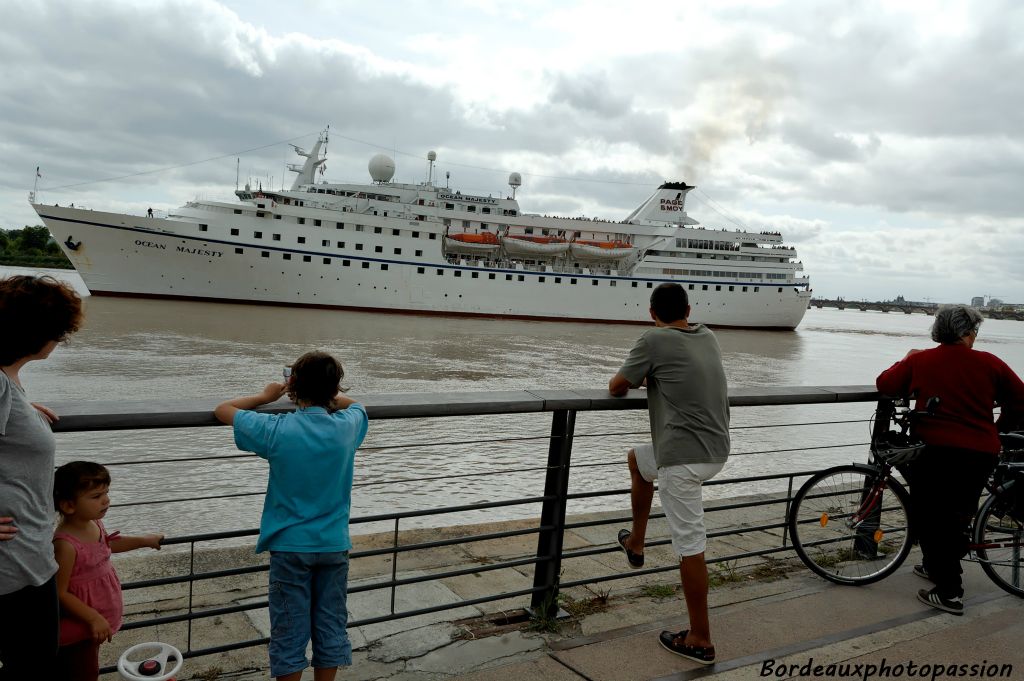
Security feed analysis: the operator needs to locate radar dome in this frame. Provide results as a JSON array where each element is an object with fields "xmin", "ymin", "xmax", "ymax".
[
  {"xmin": 427, "ymin": 150, "xmax": 437, "ymax": 162},
  {"xmin": 368, "ymin": 154, "xmax": 396, "ymax": 183},
  {"xmin": 508, "ymin": 172, "xmax": 522, "ymax": 187}
]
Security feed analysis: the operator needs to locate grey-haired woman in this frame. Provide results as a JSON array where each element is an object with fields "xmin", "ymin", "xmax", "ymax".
[{"xmin": 876, "ymin": 304, "xmax": 1024, "ymax": 615}]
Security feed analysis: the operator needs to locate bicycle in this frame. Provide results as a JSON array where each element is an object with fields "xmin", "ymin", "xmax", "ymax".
[{"xmin": 786, "ymin": 397, "xmax": 1024, "ymax": 597}]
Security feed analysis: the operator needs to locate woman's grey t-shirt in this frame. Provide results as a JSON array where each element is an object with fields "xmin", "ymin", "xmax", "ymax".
[
  {"xmin": 0, "ymin": 371, "xmax": 58, "ymax": 595},
  {"xmin": 617, "ymin": 324, "xmax": 730, "ymax": 466}
]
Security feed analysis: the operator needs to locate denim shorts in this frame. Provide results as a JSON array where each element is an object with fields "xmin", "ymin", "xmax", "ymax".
[{"xmin": 268, "ymin": 551, "xmax": 351, "ymax": 677}]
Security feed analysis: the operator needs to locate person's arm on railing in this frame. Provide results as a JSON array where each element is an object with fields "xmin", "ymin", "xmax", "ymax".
[{"xmin": 214, "ymin": 383, "xmax": 288, "ymax": 426}]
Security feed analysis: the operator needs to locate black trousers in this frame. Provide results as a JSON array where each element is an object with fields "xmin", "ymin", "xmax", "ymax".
[
  {"xmin": 0, "ymin": 575, "xmax": 59, "ymax": 680},
  {"xmin": 910, "ymin": 447, "xmax": 996, "ymax": 598}
]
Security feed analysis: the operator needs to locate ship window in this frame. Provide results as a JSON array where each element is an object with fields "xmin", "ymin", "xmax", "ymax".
[
  {"xmin": 274, "ymin": 214, "xmax": 282, "ymax": 220},
  {"xmin": 273, "ymin": 234, "xmax": 281, "ymax": 241},
  {"xmin": 362, "ymin": 262, "xmax": 370, "ymax": 269},
  {"xmin": 303, "ymin": 255, "xmax": 311, "ymax": 262},
  {"xmin": 539, "ymin": 277, "xmax": 545, "ymax": 283},
  {"xmin": 610, "ymin": 281, "xmax": 617, "ymax": 287},
  {"xmin": 631, "ymin": 282, "xmax": 638, "ymax": 288},
  {"xmin": 455, "ymin": 271, "xmax": 462, "ymax": 278},
  {"xmin": 688, "ymin": 284, "xmax": 694, "ymax": 290},
  {"xmin": 261, "ymin": 251, "xmax": 269, "ymax": 257},
  {"xmin": 481, "ymin": 224, "xmax": 488, "ymax": 230},
  {"xmin": 412, "ymin": 231, "xmax": 420, "ymax": 238},
  {"xmin": 394, "ymin": 248, "xmax": 401, "ymax": 255},
  {"xmin": 555, "ymin": 277, "xmax": 562, "ymax": 284},
  {"xmin": 322, "ymin": 239, "xmax": 329, "ymax": 247},
  {"xmin": 417, "ymin": 267, "xmax": 425, "ymax": 274},
  {"xmin": 702, "ymin": 285, "xmax": 708, "ymax": 291},
  {"xmin": 571, "ymin": 279, "xmax": 577, "ymax": 285},
  {"xmin": 230, "ymin": 228, "xmax": 239, "ymax": 236},
  {"xmin": 298, "ymin": 237, "xmax": 306, "ymax": 244},
  {"xmin": 509, "ymin": 210, "xmax": 517, "ymax": 216},
  {"xmin": 471, "ymin": 272, "xmax": 479, "ymax": 279},
  {"xmin": 445, "ymin": 203, "xmax": 454, "ymax": 210},
  {"xmin": 716, "ymin": 285, "xmax": 721, "ymax": 291},
  {"xmin": 482, "ymin": 207, "xmax": 491, "ymax": 214},
  {"xmin": 374, "ymin": 246, "xmax": 383, "ymax": 253},
  {"xmin": 337, "ymin": 242, "xmax": 344, "ymax": 248},
  {"xmin": 374, "ymin": 227, "xmax": 382, "ymax": 234},
  {"xmin": 392, "ymin": 229, "xmax": 400, "ymax": 236},
  {"xmin": 429, "ymin": 233, "xmax": 436, "ymax": 239},
  {"xmin": 199, "ymin": 224, "xmax": 208, "ymax": 232},
  {"xmin": 648, "ymin": 283, "xmax": 654, "ymax": 289},
  {"xmin": 234, "ymin": 247, "xmax": 243, "ymax": 254},
  {"xmin": 467, "ymin": 205, "xmax": 476, "ymax": 212},
  {"xmin": 233, "ymin": 209, "xmax": 242, "ymax": 215},
  {"xmin": 729, "ymin": 286, "xmax": 734, "ymax": 291},
  {"xmin": 415, "ymin": 250, "xmax": 422, "ymax": 256},
  {"xmin": 517, "ymin": 275, "xmax": 524, "ymax": 282},
  {"xmin": 323, "ymin": 258, "xmax": 330, "ymax": 265},
  {"xmin": 525, "ymin": 228, "xmax": 534, "ymax": 235},
  {"xmin": 506, "ymin": 274, "xmax": 513, "ymax": 281},
  {"xmin": 755, "ymin": 286, "xmax": 760, "ymax": 292},
  {"xmin": 592, "ymin": 280, "xmax": 598, "ymax": 286},
  {"xmin": 298, "ymin": 218, "xmax": 305, "ymax": 225},
  {"xmin": 314, "ymin": 219, "xmax": 322, "ymax": 226},
  {"xmin": 742, "ymin": 286, "xmax": 748, "ymax": 292},
  {"xmin": 343, "ymin": 260, "xmax": 350, "ymax": 266},
  {"xmin": 355, "ymin": 244, "xmax": 363, "ymax": 251},
  {"xmin": 437, "ymin": 269, "xmax": 444, "ymax": 275},
  {"xmin": 283, "ymin": 254, "xmax": 292, "ymax": 260},
  {"xmin": 488, "ymin": 273, "xmax": 496, "ymax": 280},
  {"xmin": 778, "ymin": 287, "xmax": 783, "ymax": 292},
  {"xmin": 463, "ymin": 220, "xmax": 471, "ymax": 228},
  {"xmin": 356, "ymin": 225, "xmax": 364, "ymax": 232},
  {"xmin": 381, "ymin": 263, "xmax": 388, "ymax": 270},
  {"xmin": 254, "ymin": 231, "xmax": 263, "ymax": 238}
]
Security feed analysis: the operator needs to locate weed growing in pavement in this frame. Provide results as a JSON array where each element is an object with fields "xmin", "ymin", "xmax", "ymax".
[{"xmin": 641, "ymin": 583, "xmax": 677, "ymax": 599}]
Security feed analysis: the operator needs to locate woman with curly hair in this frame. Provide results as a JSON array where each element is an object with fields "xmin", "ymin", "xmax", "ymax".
[{"xmin": 0, "ymin": 275, "xmax": 83, "ymax": 678}]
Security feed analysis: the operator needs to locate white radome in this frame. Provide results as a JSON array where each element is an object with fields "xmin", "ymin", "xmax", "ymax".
[{"xmin": 368, "ymin": 154, "xmax": 396, "ymax": 183}]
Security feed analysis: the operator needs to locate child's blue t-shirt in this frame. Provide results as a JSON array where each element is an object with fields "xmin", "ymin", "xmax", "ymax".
[{"xmin": 233, "ymin": 404, "xmax": 369, "ymax": 553}]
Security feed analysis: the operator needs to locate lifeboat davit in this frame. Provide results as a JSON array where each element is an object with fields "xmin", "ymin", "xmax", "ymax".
[
  {"xmin": 569, "ymin": 239, "xmax": 636, "ymax": 261},
  {"xmin": 444, "ymin": 232, "xmax": 501, "ymax": 254},
  {"xmin": 501, "ymin": 234, "xmax": 570, "ymax": 257}
]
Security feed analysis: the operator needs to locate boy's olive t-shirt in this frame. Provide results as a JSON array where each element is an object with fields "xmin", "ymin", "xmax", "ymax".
[{"xmin": 618, "ymin": 324, "xmax": 730, "ymax": 467}]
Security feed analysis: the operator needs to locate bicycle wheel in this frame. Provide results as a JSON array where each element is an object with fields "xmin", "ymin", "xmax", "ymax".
[
  {"xmin": 974, "ymin": 490, "xmax": 1024, "ymax": 598},
  {"xmin": 788, "ymin": 464, "xmax": 913, "ymax": 585}
]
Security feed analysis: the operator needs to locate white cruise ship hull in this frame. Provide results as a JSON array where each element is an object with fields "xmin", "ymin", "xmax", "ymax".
[{"xmin": 34, "ymin": 205, "xmax": 811, "ymax": 329}]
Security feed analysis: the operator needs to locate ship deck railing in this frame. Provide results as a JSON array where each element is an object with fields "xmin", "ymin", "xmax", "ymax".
[{"xmin": 47, "ymin": 385, "xmax": 884, "ymax": 672}]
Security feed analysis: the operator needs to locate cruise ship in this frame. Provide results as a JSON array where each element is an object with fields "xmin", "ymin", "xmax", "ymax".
[{"xmin": 32, "ymin": 131, "xmax": 811, "ymax": 329}]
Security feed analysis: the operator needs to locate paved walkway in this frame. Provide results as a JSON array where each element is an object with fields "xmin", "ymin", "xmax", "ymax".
[{"xmin": 101, "ymin": 508, "xmax": 1024, "ymax": 680}]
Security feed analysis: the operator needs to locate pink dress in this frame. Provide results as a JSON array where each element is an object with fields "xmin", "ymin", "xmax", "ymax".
[{"xmin": 55, "ymin": 520, "xmax": 123, "ymax": 646}]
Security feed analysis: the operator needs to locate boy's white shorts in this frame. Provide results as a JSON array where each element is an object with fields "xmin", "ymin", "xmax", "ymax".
[{"xmin": 630, "ymin": 443, "xmax": 724, "ymax": 558}]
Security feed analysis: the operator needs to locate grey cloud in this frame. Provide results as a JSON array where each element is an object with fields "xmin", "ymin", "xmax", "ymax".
[{"xmin": 548, "ymin": 71, "xmax": 631, "ymax": 118}]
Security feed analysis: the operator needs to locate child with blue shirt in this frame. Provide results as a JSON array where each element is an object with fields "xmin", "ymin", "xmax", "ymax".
[{"xmin": 215, "ymin": 351, "xmax": 369, "ymax": 681}]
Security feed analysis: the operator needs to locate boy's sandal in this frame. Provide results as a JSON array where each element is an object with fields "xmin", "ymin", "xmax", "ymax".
[{"xmin": 658, "ymin": 629, "xmax": 716, "ymax": 665}]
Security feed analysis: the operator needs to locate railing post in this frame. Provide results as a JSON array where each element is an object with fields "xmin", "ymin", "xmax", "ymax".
[{"xmin": 530, "ymin": 409, "xmax": 576, "ymax": 615}]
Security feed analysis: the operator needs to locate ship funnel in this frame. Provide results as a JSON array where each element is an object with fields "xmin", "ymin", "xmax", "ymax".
[{"xmin": 624, "ymin": 181, "xmax": 698, "ymax": 225}]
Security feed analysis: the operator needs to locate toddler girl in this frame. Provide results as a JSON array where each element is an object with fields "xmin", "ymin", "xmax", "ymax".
[{"xmin": 52, "ymin": 461, "xmax": 163, "ymax": 681}]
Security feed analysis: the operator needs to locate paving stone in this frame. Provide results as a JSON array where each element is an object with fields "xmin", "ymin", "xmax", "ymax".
[
  {"xmin": 349, "ymin": 571, "xmax": 484, "ymax": 642},
  {"xmin": 405, "ymin": 632, "xmax": 544, "ymax": 675},
  {"xmin": 368, "ymin": 623, "xmax": 460, "ymax": 663}
]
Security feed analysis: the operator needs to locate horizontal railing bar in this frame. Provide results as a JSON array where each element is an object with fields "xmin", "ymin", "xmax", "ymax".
[
  {"xmin": 351, "ymin": 494, "xmax": 552, "ymax": 523},
  {"xmin": 46, "ymin": 386, "xmax": 879, "ymax": 432},
  {"xmin": 348, "ymin": 554, "xmax": 548, "ymax": 594},
  {"xmin": 352, "ymin": 525, "xmax": 553, "ymax": 560}
]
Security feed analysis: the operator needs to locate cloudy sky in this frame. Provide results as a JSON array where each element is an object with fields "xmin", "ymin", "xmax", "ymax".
[{"xmin": 2, "ymin": 0, "xmax": 1022, "ymax": 303}]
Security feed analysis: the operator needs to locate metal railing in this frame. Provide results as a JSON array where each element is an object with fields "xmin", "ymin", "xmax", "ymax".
[{"xmin": 46, "ymin": 385, "xmax": 880, "ymax": 672}]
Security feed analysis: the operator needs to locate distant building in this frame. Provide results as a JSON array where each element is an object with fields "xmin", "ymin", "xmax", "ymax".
[
  {"xmin": 971, "ymin": 296, "xmax": 985, "ymax": 307},
  {"xmin": 989, "ymin": 298, "xmax": 1004, "ymax": 308}
]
